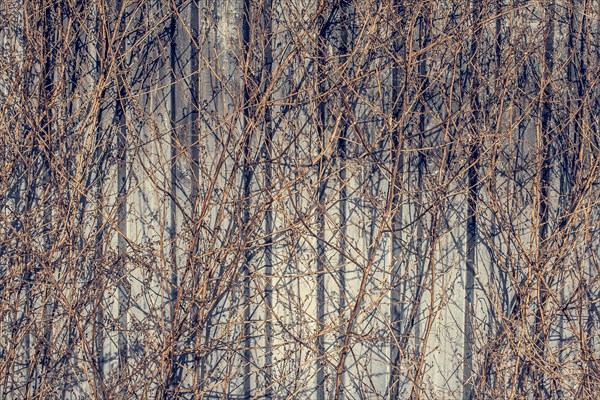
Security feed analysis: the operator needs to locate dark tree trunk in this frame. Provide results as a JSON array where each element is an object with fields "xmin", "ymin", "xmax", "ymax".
[
  {"xmin": 532, "ymin": 1, "xmax": 554, "ymax": 397},
  {"xmin": 389, "ymin": 2, "xmax": 407, "ymax": 397},
  {"xmin": 463, "ymin": 1, "xmax": 481, "ymax": 399}
]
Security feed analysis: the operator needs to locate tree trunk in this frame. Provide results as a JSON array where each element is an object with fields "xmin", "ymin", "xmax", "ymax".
[
  {"xmin": 242, "ymin": 0, "xmax": 255, "ymax": 396},
  {"xmin": 315, "ymin": 8, "xmax": 332, "ymax": 399},
  {"xmin": 532, "ymin": 1, "xmax": 554, "ymax": 396},
  {"xmin": 115, "ymin": 0, "xmax": 129, "ymax": 392},
  {"xmin": 261, "ymin": 0, "xmax": 274, "ymax": 395},
  {"xmin": 463, "ymin": 2, "xmax": 481, "ymax": 399},
  {"xmin": 389, "ymin": 2, "xmax": 407, "ymax": 397}
]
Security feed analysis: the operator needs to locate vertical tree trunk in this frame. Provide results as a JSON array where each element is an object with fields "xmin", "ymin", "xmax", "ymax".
[
  {"xmin": 186, "ymin": 0, "xmax": 202, "ymax": 394},
  {"xmin": 241, "ymin": 0, "xmax": 254, "ymax": 396},
  {"xmin": 577, "ymin": 2, "xmax": 595, "ymax": 394},
  {"xmin": 168, "ymin": 0, "xmax": 179, "ymax": 340},
  {"xmin": 116, "ymin": 77, "xmax": 129, "ymax": 392},
  {"xmin": 94, "ymin": 174, "xmax": 107, "ymax": 398},
  {"xmin": 114, "ymin": 0, "xmax": 129, "ymax": 392},
  {"xmin": 463, "ymin": 2, "xmax": 481, "ymax": 399},
  {"xmin": 336, "ymin": 2, "xmax": 351, "ymax": 397},
  {"xmin": 34, "ymin": 0, "xmax": 57, "ymax": 394},
  {"xmin": 462, "ymin": 131, "xmax": 479, "ymax": 400},
  {"xmin": 315, "ymin": 100, "xmax": 327, "ymax": 400},
  {"xmin": 479, "ymin": 1, "xmax": 504, "ymax": 391},
  {"xmin": 413, "ymin": 0, "xmax": 429, "ymax": 364},
  {"xmin": 389, "ymin": 2, "xmax": 406, "ymax": 397},
  {"xmin": 315, "ymin": 8, "xmax": 333, "ymax": 399},
  {"xmin": 261, "ymin": 0, "xmax": 274, "ymax": 395},
  {"xmin": 532, "ymin": 1, "xmax": 554, "ymax": 397},
  {"xmin": 93, "ymin": 5, "xmax": 109, "ymax": 393},
  {"xmin": 165, "ymin": 1, "xmax": 182, "ymax": 395},
  {"xmin": 514, "ymin": 62, "xmax": 529, "ymax": 397},
  {"xmin": 189, "ymin": 4, "xmax": 200, "ymax": 208},
  {"xmin": 20, "ymin": 1, "xmax": 35, "ymax": 393}
]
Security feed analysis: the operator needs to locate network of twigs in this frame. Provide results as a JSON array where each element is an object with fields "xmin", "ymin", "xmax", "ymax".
[{"xmin": 0, "ymin": 0, "xmax": 599, "ymax": 399}]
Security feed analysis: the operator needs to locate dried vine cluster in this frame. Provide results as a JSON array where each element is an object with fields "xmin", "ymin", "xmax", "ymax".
[{"xmin": 1, "ymin": 0, "xmax": 599, "ymax": 398}]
